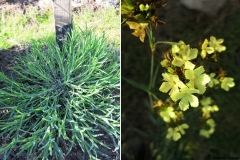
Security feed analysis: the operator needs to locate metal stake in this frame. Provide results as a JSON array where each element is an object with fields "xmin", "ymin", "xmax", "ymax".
[{"xmin": 53, "ymin": 0, "xmax": 72, "ymax": 49}]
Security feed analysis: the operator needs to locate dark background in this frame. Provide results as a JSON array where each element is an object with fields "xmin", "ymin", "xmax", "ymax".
[{"xmin": 121, "ymin": 0, "xmax": 240, "ymax": 159}]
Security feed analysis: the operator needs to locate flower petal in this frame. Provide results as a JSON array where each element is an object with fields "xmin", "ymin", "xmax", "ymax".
[
  {"xmin": 210, "ymin": 36, "xmax": 216, "ymax": 43},
  {"xmin": 194, "ymin": 66, "xmax": 205, "ymax": 76},
  {"xmin": 159, "ymin": 82, "xmax": 172, "ymax": 93},
  {"xmin": 199, "ymin": 74, "xmax": 211, "ymax": 85},
  {"xmin": 187, "ymin": 94, "xmax": 199, "ymax": 107},
  {"xmin": 216, "ymin": 45, "xmax": 226, "ymax": 52},
  {"xmin": 185, "ymin": 69, "xmax": 195, "ymax": 79},
  {"xmin": 172, "ymin": 45, "xmax": 180, "ymax": 54},
  {"xmin": 201, "ymin": 50, "xmax": 207, "ymax": 58},
  {"xmin": 173, "ymin": 132, "xmax": 181, "ymax": 141},
  {"xmin": 221, "ymin": 77, "xmax": 235, "ymax": 91},
  {"xmin": 196, "ymin": 83, "xmax": 206, "ymax": 94},
  {"xmin": 184, "ymin": 61, "xmax": 195, "ymax": 70},
  {"xmin": 172, "ymin": 57, "xmax": 184, "ymax": 67},
  {"xmin": 179, "ymin": 96, "xmax": 190, "ymax": 111},
  {"xmin": 217, "ymin": 38, "xmax": 224, "ymax": 44},
  {"xmin": 206, "ymin": 47, "xmax": 214, "ymax": 54},
  {"xmin": 169, "ymin": 85, "xmax": 180, "ymax": 96},
  {"xmin": 171, "ymin": 91, "xmax": 184, "ymax": 102},
  {"xmin": 188, "ymin": 48, "xmax": 198, "ymax": 60}
]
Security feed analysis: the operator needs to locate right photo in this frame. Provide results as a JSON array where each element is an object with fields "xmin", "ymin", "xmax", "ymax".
[{"xmin": 121, "ymin": 0, "xmax": 240, "ymax": 160}]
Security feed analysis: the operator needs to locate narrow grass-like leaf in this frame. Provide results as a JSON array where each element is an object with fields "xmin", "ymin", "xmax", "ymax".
[{"xmin": 0, "ymin": 26, "xmax": 119, "ymax": 159}]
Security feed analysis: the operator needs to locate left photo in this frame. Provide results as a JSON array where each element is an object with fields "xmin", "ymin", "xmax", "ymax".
[{"xmin": 0, "ymin": 0, "xmax": 120, "ymax": 159}]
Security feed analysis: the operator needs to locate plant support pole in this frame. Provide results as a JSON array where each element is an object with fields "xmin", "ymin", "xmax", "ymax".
[{"xmin": 53, "ymin": 0, "xmax": 72, "ymax": 49}]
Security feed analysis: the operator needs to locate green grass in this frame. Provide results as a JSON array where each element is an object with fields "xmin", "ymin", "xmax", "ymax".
[
  {"xmin": 0, "ymin": 4, "xmax": 120, "ymax": 50},
  {"xmin": 0, "ymin": 5, "xmax": 54, "ymax": 49},
  {"xmin": 73, "ymin": 8, "xmax": 120, "ymax": 46},
  {"xmin": 0, "ymin": 27, "xmax": 120, "ymax": 160}
]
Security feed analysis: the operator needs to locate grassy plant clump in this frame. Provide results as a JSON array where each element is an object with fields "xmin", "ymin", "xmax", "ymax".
[{"xmin": 0, "ymin": 27, "xmax": 120, "ymax": 160}]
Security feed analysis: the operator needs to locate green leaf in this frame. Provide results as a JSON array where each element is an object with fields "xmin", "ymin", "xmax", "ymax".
[
  {"xmin": 122, "ymin": 77, "xmax": 149, "ymax": 93},
  {"xmin": 0, "ymin": 27, "xmax": 120, "ymax": 159},
  {"xmin": 133, "ymin": 14, "xmax": 148, "ymax": 23},
  {"xmin": 220, "ymin": 77, "xmax": 235, "ymax": 91},
  {"xmin": 121, "ymin": 0, "xmax": 135, "ymax": 15}
]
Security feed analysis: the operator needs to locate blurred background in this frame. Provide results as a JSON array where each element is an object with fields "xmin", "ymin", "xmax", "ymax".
[{"xmin": 121, "ymin": 0, "xmax": 240, "ymax": 159}]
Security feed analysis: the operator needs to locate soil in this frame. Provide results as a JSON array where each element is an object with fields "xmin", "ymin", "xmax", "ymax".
[{"xmin": 0, "ymin": 1, "xmax": 119, "ymax": 160}]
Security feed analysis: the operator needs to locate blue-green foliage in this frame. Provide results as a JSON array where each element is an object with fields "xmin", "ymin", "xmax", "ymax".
[{"xmin": 0, "ymin": 27, "xmax": 120, "ymax": 160}]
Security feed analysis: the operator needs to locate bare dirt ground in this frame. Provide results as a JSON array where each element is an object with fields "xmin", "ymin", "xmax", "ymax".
[{"xmin": 0, "ymin": 0, "xmax": 119, "ymax": 160}]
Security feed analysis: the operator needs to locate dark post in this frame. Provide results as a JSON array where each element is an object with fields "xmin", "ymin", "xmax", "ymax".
[{"xmin": 53, "ymin": 0, "xmax": 72, "ymax": 49}]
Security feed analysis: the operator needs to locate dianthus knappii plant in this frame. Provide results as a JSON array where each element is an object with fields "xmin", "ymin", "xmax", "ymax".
[
  {"xmin": 122, "ymin": 0, "xmax": 235, "ymax": 143},
  {"xmin": 0, "ymin": 27, "xmax": 120, "ymax": 160}
]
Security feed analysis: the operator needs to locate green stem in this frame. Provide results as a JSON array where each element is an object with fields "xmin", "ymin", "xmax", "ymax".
[
  {"xmin": 148, "ymin": 49, "xmax": 154, "ymax": 107},
  {"xmin": 154, "ymin": 41, "xmax": 179, "ymax": 47},
  {"xmin": 146, "ymin": 26, "xmax": 156, "ymax": 107},
  {"xmin": 146, "ymin": 28, "xmax": 178, "ymax": 107}
]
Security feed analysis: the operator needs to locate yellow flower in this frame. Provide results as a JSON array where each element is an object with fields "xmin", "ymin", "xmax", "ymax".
[
  {"xmin": 200, "ymin": 119, "xmax": 216, "ymax": 138},
  {"xmin": 171, "ymin": 41, "xmax": 184, "ymax": 54},
  {"xmin": 220, "ymin": 77, "xmax": 235, "ymax": 91},
  {"xmin": 166, "ymin": 127, "xmax": 181, "ymax": 141},
  {"xmin": 126, "ymin": 21, "xmax": 148, "ymax": 42},
  {"xmin": 171, "ymin": 86, "xmax": 199, "ymax": 111},
  {"xmin": 172, "ymin": 45, "xmax": 198, "ymax": 70},
  {"xmin": 159, "ymin": 73, "xmax": 186, "ymax": 96},
  {"xmin": 201, "ymin": 39, "xmax": 214, "ymax": 58},
  {"xmin": 185, "ymin": 66, "xmax": 211, "ymax": 94},
  {"xmin": 160, "ymin": 107, "xmax": 176, "ymax": 122},
  {"xmin": 209, "ymin": 36, "xmax": 226, "ymax": 52}
]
